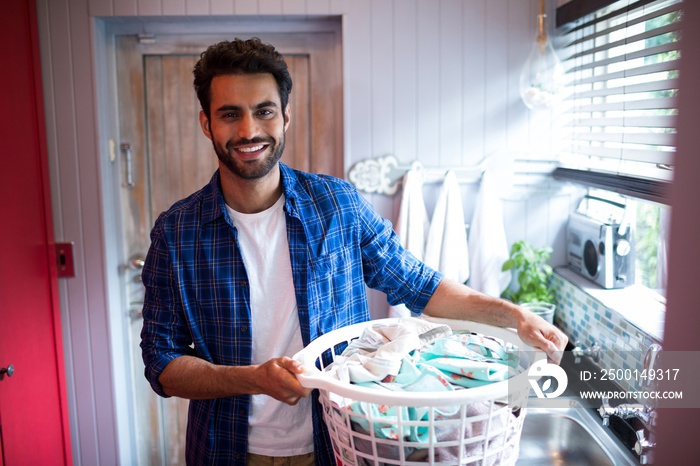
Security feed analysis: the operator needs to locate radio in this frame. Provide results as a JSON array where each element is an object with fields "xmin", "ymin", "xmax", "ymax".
[{"xmin": 567, "ymin": 195, "xmax": 634, "ymax": 289}]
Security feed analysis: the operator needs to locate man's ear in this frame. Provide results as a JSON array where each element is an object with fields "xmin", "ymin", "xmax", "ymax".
[
  {"xmin": 283, "ymin": 103, "xmax": 291, "ymax": 132},
  {"xmin": 199, "ymin": 110, "xmax": 212, "ymax": 140}
]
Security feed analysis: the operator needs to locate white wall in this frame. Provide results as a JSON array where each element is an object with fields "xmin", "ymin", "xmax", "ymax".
[{"xmin": 36, "ymin": 0, "xmax": 577, "ymax": 464}]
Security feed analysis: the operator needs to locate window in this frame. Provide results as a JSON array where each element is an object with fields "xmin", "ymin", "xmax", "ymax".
[
  {"xmin": 554, "ymin": 0, "xmax": 682, "ymax": 201},
  {"xmin": 554, "ymin": 0, "xmax": 681, "ymax": 297},
  {"xmin": 634, "ymin": 200, "xmax": 668, "ymax": 294}
]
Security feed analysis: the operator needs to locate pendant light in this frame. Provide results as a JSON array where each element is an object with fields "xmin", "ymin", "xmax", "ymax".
[{"xmin": 519, "ymin": 0, "xmax": 565, "ymax": 110}]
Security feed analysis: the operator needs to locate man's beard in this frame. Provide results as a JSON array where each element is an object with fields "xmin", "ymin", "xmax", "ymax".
[{"xmin": 213, "ymin": 135, "xmax": 285, "ymax": 180}]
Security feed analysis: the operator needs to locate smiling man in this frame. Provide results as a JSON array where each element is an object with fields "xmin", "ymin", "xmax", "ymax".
[{"xmin": 140, "ymin": 38, "xmax": 567, "ymax": 466}]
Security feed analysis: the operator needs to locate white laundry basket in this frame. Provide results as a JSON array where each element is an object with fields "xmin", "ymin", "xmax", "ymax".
[{"xmin": 294, "ymin": 317, "xmax": 543, "ymax": 466}]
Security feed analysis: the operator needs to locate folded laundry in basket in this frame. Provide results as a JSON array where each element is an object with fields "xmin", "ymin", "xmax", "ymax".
[
  {"xmin": 417, "ymin": 333, "xmax": 520, "ymax": 388},
  {"xmin": 420, "ymin": 334, "xmax": 517, "ymax": 388},
  {"xmin": 422, "ymin": 358, "xmax": 511, "ymax": 388},
  {"xmin": 325, "ymin": 317, "xmax": 452, "ymax": 385},
  {"xmin": 326, "ymin": 318, "xmax": 520, "ymax": 394},
  {"xmin": 324, "ymin": 319, "xmax": 522, "ymax": 447},
  {"xmin": 421, "ymin": 332, "xmax": 511, "ymax": 362}
]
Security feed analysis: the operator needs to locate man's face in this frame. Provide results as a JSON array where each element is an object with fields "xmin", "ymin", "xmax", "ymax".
[{"xmin": 200, "ymin": 73, "xmax": 290, "ymax": 180}]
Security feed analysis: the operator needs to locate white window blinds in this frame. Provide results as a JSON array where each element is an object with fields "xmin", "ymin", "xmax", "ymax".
[{"xmin": 557, "ymin": 0, "xmax": 682, "ymax": 186}]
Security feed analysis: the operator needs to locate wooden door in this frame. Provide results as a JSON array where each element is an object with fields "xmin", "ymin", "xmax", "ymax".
[
  {"xmin": 0, "ymin": 0, "xmax": 72, "ymax": 464},
  {"xmin": 116, "ymin": 32, "xmax": 342, "ymax": 465}
]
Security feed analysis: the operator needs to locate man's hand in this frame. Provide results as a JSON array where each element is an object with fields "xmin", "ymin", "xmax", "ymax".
[
  {"xmin": 253, "ymin": 357, "xmax": 312, "ymax": 405},
  {"xmin": 515, "ymin": 310, "xmax": 568, "ymax": 364},
  {"xmin": 422, "ymin": 278, "xmax": 569, "ymax": 363},
  {"xmin": 158, "ymin": 355, "xmax": 313, "ymax": 402}
]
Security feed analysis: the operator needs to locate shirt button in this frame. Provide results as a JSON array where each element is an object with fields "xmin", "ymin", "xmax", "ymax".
[
  {"xmin": 241, "ymin": 326, "xmax": 248, "ymax": 333},
  {"xmin": 240, "ymin": 280, "xmax": 247, "ymax": 287},
  {"xmin": 239, "ymin": 409, "xmax": 245, "ymax": 416}
]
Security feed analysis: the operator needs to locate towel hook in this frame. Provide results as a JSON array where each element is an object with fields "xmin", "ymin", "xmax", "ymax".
[{"xmin": 348, "ymin": 154, "xmax": 488, "ymax": 195}]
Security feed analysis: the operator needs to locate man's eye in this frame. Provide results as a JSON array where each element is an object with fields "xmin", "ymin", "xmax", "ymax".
[
  {"xmin": 257, "ymin": 109, "xmax": 274, "ymax": 117},
  {"xmin": 222, "ymin": 112, "xmax": 239, "ymax": 119}
]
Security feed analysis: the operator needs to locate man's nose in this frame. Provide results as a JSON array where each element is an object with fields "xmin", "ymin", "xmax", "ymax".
[{"xmin": 237, "ymin": 113, "xmax": 260, "ymax": 140}]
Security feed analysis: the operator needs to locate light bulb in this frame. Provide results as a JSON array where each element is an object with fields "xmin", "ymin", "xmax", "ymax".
[{"xmin": 519, "ymin": 13, "xmax": 565, "ymax": 110}]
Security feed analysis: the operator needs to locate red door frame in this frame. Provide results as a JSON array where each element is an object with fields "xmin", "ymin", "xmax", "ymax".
[{"xmin": 0, "ymin": 0, "xmax": 73, "ymax": 464}]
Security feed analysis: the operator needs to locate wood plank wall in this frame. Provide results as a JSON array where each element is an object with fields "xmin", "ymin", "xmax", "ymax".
[{"xmin": 35, "ymin": 0, "xmax": 582, "ymax": 464}]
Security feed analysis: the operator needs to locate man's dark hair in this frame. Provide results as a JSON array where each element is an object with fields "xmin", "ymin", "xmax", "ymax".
[{"xmin": 193, "ymin": 38, "xmax": 293, "ymax": 119}]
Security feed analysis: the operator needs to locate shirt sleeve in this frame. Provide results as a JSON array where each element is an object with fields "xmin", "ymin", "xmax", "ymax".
[
  {"xmin": 355, "ymin": 190, "xmax": 443, "ymax": 313},
  {"xmin": 140, "ymin": 217, "xmax": 195, "ymax": 398}
]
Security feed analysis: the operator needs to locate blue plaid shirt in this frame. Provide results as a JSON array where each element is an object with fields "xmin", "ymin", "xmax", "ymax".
[{"xmin": 140, "ymin": 164, "xmax": 442, "ymax": 465}]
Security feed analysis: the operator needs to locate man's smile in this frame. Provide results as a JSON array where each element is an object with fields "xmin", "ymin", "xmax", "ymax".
[
  {"xmin": 237, "ymin": 144, "xmax": 266, "ymax": 153},
  {"xmin": 230, "ymin": 142, "xmax": 271, "ymax": 160}
]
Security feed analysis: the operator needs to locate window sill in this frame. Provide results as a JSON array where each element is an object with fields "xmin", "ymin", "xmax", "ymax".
[{"xmin": 554, "ymin": 267, "xmax": 665, "ymax": 342}]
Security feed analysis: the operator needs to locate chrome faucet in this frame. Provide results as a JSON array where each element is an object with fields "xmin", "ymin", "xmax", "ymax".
[
  {"xmin": 635, "ymin": 429, "xmax": 656, "ymax": 465},
  {"xmin": 598, "ymin": 343, "xmax": 663, "ymax": 464},
  {"xmin": 598, "ymin": 396, "xmax": 657, "ymax": 427},
  {"xmin": 571, "ymin": 340, "xmax": 601, "ymax": 363}
]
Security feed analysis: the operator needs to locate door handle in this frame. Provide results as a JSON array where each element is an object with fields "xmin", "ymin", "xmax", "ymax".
[
  {"xmin": 121, "ymin": 143, "xmax": 135, "ymax": 189},
  {"xmin": 127, "ymin": 255, "xmax": 146, "ymax": 271},
  {"xmin": 0, "ymin": 364, "xmax": 14, "ymax": 379},
  {"xmin": 127, "ymin": 254, "xmax": 146, "ymax": 283}
]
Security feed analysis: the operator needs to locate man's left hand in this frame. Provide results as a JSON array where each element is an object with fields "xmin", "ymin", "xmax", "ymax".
[{"xmin": 516, "ymin": 310, "xmax": 568, "ymax": 364}]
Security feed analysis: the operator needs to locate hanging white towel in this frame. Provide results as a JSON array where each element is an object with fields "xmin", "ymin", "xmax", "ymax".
[
  {"xmin": 389, "ymin": 169, "xmax": 430, "ymax": 318},
  {"xmin": 424, "ymin": 171, "xmax": 470, "ymax": 284},
  {"xmin": 468, "ymin": 170, "xmax": 511, "ymax": 297}
]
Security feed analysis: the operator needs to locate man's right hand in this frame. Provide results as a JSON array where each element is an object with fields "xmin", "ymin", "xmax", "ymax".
[
  {"xmin": 254, "ymin": 357, "xmax": 313, "ymax": 405},
  {"xmin": 159, "ymin": 355, "xmax": 312, "ymax": 402}
]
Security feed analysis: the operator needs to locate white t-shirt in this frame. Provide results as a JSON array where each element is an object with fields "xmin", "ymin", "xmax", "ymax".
[{"xmin": 226, "ymin": 194, "xmax": 314, "ymax": 456}]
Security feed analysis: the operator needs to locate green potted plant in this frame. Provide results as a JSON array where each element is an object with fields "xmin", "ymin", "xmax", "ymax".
[{"xmin": 501, "ymin": 240, "xmax": 556, "ymax": 323}]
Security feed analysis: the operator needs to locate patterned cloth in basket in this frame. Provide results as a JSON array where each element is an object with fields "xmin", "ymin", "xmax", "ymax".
[{"xmin": 323, "ymin": 317, "xmax": 522, "ymax": 463}]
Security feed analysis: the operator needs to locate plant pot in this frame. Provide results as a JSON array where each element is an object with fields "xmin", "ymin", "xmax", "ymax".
[{"xmin": 521, "ymin": 302, "xmax": 556, "ymax": 325}]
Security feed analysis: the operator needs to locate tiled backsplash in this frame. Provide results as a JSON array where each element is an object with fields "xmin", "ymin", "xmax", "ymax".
[{"xmin": 551, "ymin": 268, "xmax": 663, "ymax": 393}]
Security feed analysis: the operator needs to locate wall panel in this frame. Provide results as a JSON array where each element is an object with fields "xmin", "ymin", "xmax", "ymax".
[
  {"xmin": 483, "ymin": 0, "xmax": 509, "ymax": 159},
  {"xmin": 283, "ymin": 0, "xmax": 306, "ymax": 15},
  {"xmin": 415, "ymin": 0, "xmax": 440, "ymax": 166},
  {"xmin": 186, "ymin": 0, "xmax": 210, "ymax": 15},
  {"xmin": 370, "ymin": 0, "xmax": 394, "ymax": 158},
  {"xmin": 462, "ymin": 0, "xmax": 486, "ymax": 165},
  {"xmin": 344, "ymin": 0, "xmax": 371, "ymax": 166},
  {"xmin": 88, "ymin": 0, "xmax": 112, "ymax": 16},
  {"xmin": 234, "ymin": 0, "xmax": 257, "ymax": 15},
  {"xmin": 137, "ymin": 0, "xmax": 160, "ymax": 16},
  {"xmin": 210, "ymin": 0, "xmax": 234, "ymax": 15},
  {"xmin": 163, "ymin": 0, "xmax": 186, "ymax": 16},
  {"xmin": 506, "ymin": 0, "xmax": 531, "ymax": 150},
  {"xmin": 68, "ymin": 0, "xmax": 120, "ymax": 462},
  {"xmin": 307, "ymin": 0, "xmax": 330, "ymax": 15},
  {"xmin": 113, "ymin": 0, "xmax": 137, "ymax": 16},
  {"xmin": 393, "ymin": 0, "xmax": 418, "ymax": 165},
  {"xmin": 438, "ymin": 0, "xmax": 465, "ymax": 167},
  {"xmin": 259, "ymin": 0, "xmax": 283, "ymax": 15}
]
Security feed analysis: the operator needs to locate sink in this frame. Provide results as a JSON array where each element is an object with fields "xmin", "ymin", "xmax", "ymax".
[{"xmin": 516, "ymin": 397, "xmax": 638, "ymax": 466}]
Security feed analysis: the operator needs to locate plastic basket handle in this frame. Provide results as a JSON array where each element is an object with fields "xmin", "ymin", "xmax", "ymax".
[
  {"xmin": 295, "ymin": 369, "xmax": 341, "ymax": 392},
  {"xmin": 292, "ymin": 349, "xmax": 336, "ymax": 391}
]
